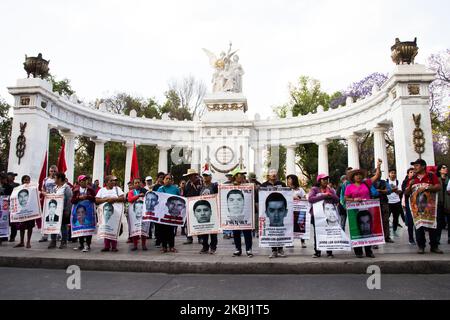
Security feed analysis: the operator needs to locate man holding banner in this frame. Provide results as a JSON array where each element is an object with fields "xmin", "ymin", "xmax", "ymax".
[{"xmin": 405, "ymin": 159, "xmax": 442, "ymax": 254}]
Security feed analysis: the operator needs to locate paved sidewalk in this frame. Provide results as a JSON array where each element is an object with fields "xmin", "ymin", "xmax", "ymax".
[{"xmin": 0, "ymin": 225, "xmax": 449, "ymax": 274}]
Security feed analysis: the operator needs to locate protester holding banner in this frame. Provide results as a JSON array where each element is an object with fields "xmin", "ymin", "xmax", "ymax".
[
  {"xmin": 198, "ymin": 170, "xmax": 219, "ymax": 254},
  {"xmin": 345, "ymin": 159, "xmax": 382, "ymax": 258},
  {"xmin": 45, "ymin": 173, "xmax": 73, "ymax": 249},
  {"xmin": 308, "ymin": 173, "xmax": 340, "ymax": 258},
  {"xmin": 12, "ymin": 175, "xmax": 35, "ymax": 248},
  {"xmin": 4, "ymin": 172, "xmax": 20, "ymax": 243},
  {"xmin": 157, "ymin": 173, "xmax": 181, "ymax": 253},
  {"xmin": 96, "ymin": 175, "xmax": 125, "ymax": 252},
  {"xmin": 127, "ymin": 178, "xmax": 148, "ymax": 251},
  {"xmin": 405, "ymin": 159, "xmax": 442, "ymax": 254},
  {"xmin": 71, "ymin": 175, "xmax": 96, "ymax": 252},
  {"xmin": 38, "ymin": 165, "xmax": 58, "ymax": 243},
  {"xmin": 182, "ymin": 169, "xmax": 202, "ymax": 245},
  {"xmin": 401, "ymin": 168, "xmax": 416, "ymax": 244},
  {"xmin": 436, "ymin": 164, "xmax": 449, "ymax": 245},
  {"xmin": 287, "ymin": 174, "xmax": 307, "ymax": 248}
]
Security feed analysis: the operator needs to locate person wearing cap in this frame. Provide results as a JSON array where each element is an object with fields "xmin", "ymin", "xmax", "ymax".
[
  {"xmin": 261, "ymin": 169, "xmax": 287, "ymax": 257},
  {"xmin": 144, "ymin": 176, "xmax": 153, "ymax": 191},
  {"xmin": 96, "ymin": 175, "xmax": 125, "ymax": 252},
  {"xmin": 345, "ymin": 159, "xmax": 382, "ymax": 258},
  {"xmin": 198, "ymin": 170, "xmax": 219, "ymax": 254},
  {"xmin": 228, "ymin": 167, "xmax": 254, "ymax": 257},
  {"xmin": 182, "ymin": 168, "xmax": 202, "ymax": 245},
  {"xmin": 71, "ymin": 175, "xmax": 96, "ymax": 252},
  {"xmin": 223, "ymin": 173, "xmax": 234, "ymax": 185},
  {"xmin": 436, "ymin": 164, "xmax": 450, "ymax": 245},
  {"xmin": 405, "ymin": 159, "xmax": 442, "ymax": 254},
  {"xmin": 308, "ymin": 173, "xmax": 340, "ymax": 258}
]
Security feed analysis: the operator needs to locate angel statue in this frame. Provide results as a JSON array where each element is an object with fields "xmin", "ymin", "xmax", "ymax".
[{"xmin": 202, "ymin": 42, "xmax": 244, "ymax": 93}]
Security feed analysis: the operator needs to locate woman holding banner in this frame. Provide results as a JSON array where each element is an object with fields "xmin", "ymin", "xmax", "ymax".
[
  {"xmin": 157, "ymin": 174, "xmax": 181, "ymax": 253},
  {"xmin": 344, "ymin": 159, "xmax": 382, "ymax": 258},
  {"xmin": 13, "ymin": 175, "xmax": 35, "ymax": 249},
  {"xmin": 96, "ymin": 175, "xmax": 125, "ymax": 252},
  {"xmin": 128, "ymin": 178, "xmax": 148, "ymax": 251},
  {"xmin": 71, "ymin": 175, "xmax": 96, "ymax": 252},
  {"xmin": 287, "ymin": 174, "xmax": 307, "ymax": 249},
  {"xmin": 47, "ymin": 172, "xmax": 73, "ymax": 249},
  {"xmin": 308, "ymin": 173, "xmax": 339, "ymax": 258}
]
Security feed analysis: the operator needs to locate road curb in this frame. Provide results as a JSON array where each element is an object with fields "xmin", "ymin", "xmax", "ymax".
[{"xmin": 1, "ymin": 256, "xmax": 449, "ymax": 274}]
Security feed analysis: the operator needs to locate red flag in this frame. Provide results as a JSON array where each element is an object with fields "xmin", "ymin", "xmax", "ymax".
[
  {"xmin": 130, "ymin": 142, "xmax": 140, "ymax": 181},
  {"xmin": 38, "ymin": 151, "xmax": 48, "ymax": 191},
  {"xmin": 57, "ymin": 142, "xmax": 67, "ymax": 173},
  {"xmin": 105, "ymin": 152, "xmax": 111, "ymax": 176}
]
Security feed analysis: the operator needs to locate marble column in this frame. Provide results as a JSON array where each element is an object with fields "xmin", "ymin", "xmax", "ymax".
[
  {"xmin": 346, "ymin": 134, "xmax": 360, "ymax": 169},
  {"xmin": 191, "ymin": 146, "xmax": 201, "ymax": 172},
  {"xmin": 124, "ymin": 142, "xmax": 134, "ymax": 192},
  {"xmin": 317, "ymin": 140, "xmax": 329, "ymax": 175},
  {"xmin": 373, "ymin": 126, "xmax": 389, "ymax": 179},
  {"xmin": 158, "ymin": 146, "xmax": 169, "ymax": 174},
  {"xmin": 92, "ymin": 139, "xmax": 106, "ymax": 186},
  {"xmin": 61, "ymin": 131, "xmax": 76, "ymax": 184},
  {"xmin": 286, "ymin": 145, "xmax": 296, "ymax": 176}
]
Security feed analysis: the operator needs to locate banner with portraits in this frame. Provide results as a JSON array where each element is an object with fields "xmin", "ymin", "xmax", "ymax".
[
  {"xmin": 97, "ymin": 202, "xmax": 124, "ymax": 241},
  {"xmin": 347, "ymin": 200, "xmax": 385, "ymax": 247},
  {"xmin": 0, "ymin": 196, "xmax": 9, "ymax": 238},
  {"xmin": 293, "ymin": 200, "xmax": 311, "ymax": 240},
  {"xmin": 409, "ymin": 183, "xmax": 438, "ymax": 229},
  {"xmin": 144, "ymin": 191, "xmax": 187, "ymax": 227},
  {"xmin": 258, "ymin": 188, "xmax": 294, "ymax": 247},
  {"xmin": 312, "ymin": 201, "xmax": 351, "ymax": 251},
  {"xmin": 70, "ymin": 200, "xmax": 96, "ymax": 238},
  {"xmin": 187, "ymin": 194, "xmax": 220, "ymax": 236},
  {"xmin": 9, "ymin": 185, "xmax": 41, "ymax": 223},
  {"xmin": 219, "ymin": 184, "xmax": 255, "ymax": 230},
  {"xmin": 42, "ymin": 194, "xmax": 64, "ymax": 234},
  {"xmin": 128, "ymin": 197, "xmax": 151, "ymax": 237}
]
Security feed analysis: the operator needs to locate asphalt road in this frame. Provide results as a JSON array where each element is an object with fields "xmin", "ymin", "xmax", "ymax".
[{"xmin": 1, "ymin": 267, "xmax": 449, "ymax": 300}]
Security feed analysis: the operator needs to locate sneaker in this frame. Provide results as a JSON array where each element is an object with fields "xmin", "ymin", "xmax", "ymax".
[
  {"xmin": 327, "ymin": 253, "xmax": 334, "ymax": 258},
  {"xmin": 82, "ymin": 246, "xmax": 89, "ymax": 253},
  {"xmin": 101, "ymin": 248, "xmax": 110, "ymax": 252},
  {"xmin": 430, "ymin": 247, "xmax": 443, "ymax": 254},
  {"xmin": 209, "ymin": 249, "xmax": 216, "ymax": 254},
  {"xmin": 246, "ymin": 250, "xmax": 253, "ymax": 257},
  {"xmin": 312, "ymin": 253, "xmax": 321, "ymax": 258},
  {"xmin": 269, "ymin": 251, "xmax": 278, "ymax": 259},
  {"xmin": 39, "ymin": 237, "xmax": 48, "ymax": 243},
  {"xmin": 409, "ymin": 241, "xmax": 416, "ymax": 245},
  {"xmin": 73, "ymin": 246, "xmax": 83, "ymax": 251},
  {"xmin": 417, "ymin": 247, "xmax": 425, "ymax": 254},
  {"xmin": 47, "ymin": 241, "xmax": 57, "ymax": 249},
  {"xmin": 385, "ymin": 238, "xmax": 395, "ymax": 243},
  {"xmin": 277, "ymin": 250, "xmax": 286, "ymax": 258},
  {"xmin": 59, "ymin": 241, "xmax": 67, "ymax": 249},
  {"xmin": 199, "ymin": 249, "xmax": 209, "ymax": 254},
  {"xmin": 233, "ymin": 250, "xmax": 242, "ymax": 257}
]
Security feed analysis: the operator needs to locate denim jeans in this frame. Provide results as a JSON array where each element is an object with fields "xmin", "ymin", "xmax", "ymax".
[
  {"xmin": 233, "ymin": 230, "xmax": 252, "ymax": 252},
  {"xmin": 51, "ymin": 224, "xmax": 68, "ymax": 242}
]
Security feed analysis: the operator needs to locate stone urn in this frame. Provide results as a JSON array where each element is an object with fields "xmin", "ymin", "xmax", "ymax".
[
  {"xmin": 23, "ymin": 53, "xmax": 50, "ymax": 79},
  {"xmin": 391, "ymin": 38, "xmax": 418, "ymax": 65}
]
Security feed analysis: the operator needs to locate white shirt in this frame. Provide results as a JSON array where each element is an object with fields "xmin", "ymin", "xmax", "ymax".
[
  {"xmin": 293, "ymin": 188, "xmax": 306, "ymax": 199},
  {"xmin": 96, "ymin": 187, "xmax": 124, "ymax": 199},
  {"xmin": 387, "ymin": 178, "xmax": 401, "ymax": 204}
]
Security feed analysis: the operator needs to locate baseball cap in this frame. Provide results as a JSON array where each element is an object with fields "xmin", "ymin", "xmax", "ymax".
[
  {"xmin": 77, "ymin": 175, "xmax": 87, "ymax": 182},
  {"xmin": 7, "ymin": 172, "xmax": 18, "ymax": 176},
  {"xmin": 145, "ymin": 176, "xmax": 153, "ymax": 181},
  {"xmin": 410, "ymin": 159, "xmax": 427, "ymax": 167},
  {"xmin": 230, "ymin": 167, "xmax": 247, "ymax": 177},
  {"xmin": 202, "ymin": 170, "xmax": 212, "ymax": 176},
  {"xmin": 316, "ymin": 173, "xmax": 329, "ymax": 183}
]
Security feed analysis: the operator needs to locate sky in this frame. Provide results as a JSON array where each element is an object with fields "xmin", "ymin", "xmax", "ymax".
[{"xmin": 1, "ymin": 0, "xmax": 449, "ymax": 118}]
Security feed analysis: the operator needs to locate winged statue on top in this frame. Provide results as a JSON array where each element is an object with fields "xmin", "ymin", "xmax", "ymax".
[{"xmin": 202, "ymin": 42, "xmax": 244, "ymax": 93}]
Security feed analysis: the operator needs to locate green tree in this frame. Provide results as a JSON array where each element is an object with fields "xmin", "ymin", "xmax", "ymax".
[{"xmin": 0, "ymin": 98, "xmax": 12, "ymax": 172}]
